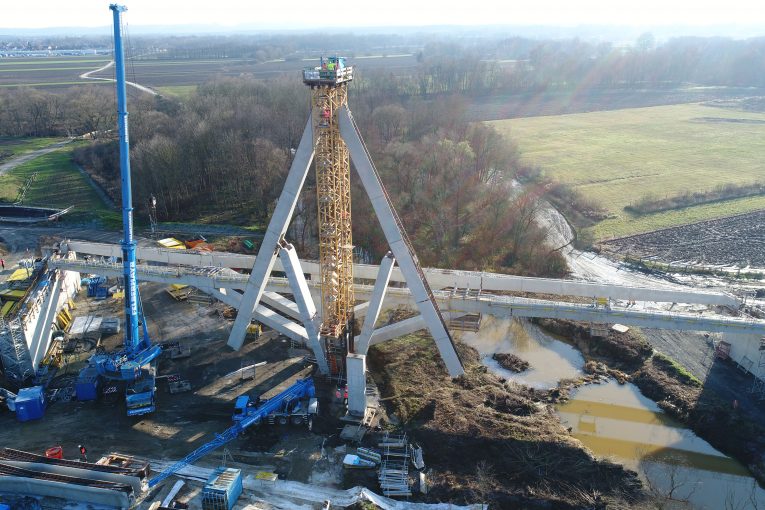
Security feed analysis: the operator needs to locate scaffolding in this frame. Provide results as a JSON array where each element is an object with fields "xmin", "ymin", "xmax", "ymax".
[
  {"xmin": 378, "ymin": 431, "xmax": 411, "ymax": 497},
  {"xmin": 307, "ymin": 64, "xmax": 355, "ymax": 375},
  {"xmin": 0, "ymin": 316, "xmax": 33, "ymax": 384}
]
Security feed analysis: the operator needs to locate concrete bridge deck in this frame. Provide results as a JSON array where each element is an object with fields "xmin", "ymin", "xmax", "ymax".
[{"xmin": 50, "ymin": 256, "xmax": 765, "ymax": 338}]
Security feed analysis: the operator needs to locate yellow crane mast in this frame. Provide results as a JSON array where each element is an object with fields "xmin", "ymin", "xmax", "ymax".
[{"xmin": 304, "ymin": 57, "xmax": 355, "ymax": 375}]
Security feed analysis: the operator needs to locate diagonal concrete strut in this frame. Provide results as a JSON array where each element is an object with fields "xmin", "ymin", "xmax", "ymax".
[{"xmin": 227, "ymin": 117, "xmax": 314, "ymax": 351}]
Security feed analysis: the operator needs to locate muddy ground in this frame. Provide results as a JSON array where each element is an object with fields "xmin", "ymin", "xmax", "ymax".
[
  {"xmin": 602, "ymin": 209, "xmax": 765, "ymax": 267},
  {"xmin": 367, "ymin": 334, "xmax": 646, "ymax": 509},
  {"xmin": 537, "ymin": 318, "xmax": 765, "ymax": 489}
]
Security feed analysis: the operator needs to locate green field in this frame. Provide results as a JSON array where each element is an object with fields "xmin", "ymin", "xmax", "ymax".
[
  {"xmin": 156, "ymin": 85, "xmax": 197, "ymax": 100},
  {"xmin": 489, "ymin": 103, "xmax": 765, "ymax": 240},
  {"xmin": 0, "ymin": 142, "xmax": 117, "ymax": 225},
  {"xmin": 0, "ymin": 137, "xmax": 66, "ymax": 157}
]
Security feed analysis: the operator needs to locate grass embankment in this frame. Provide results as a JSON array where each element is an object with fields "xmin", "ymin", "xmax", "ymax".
[
  {"xmin": 0, "ymin": 141, "xmax": 118, "ymax": 227},
  {"xmin": 489, "ymin": 103, "xmax": 765, "ymax": 240},
  {"xmin": 536, "ymin": 318, "xmax": 765, "ymax": 486},
  {"xmin": 0, "ymin": 136, "xmax": 66, "ymax": 161},
  {"xmin": 368, "ymin": 334, "xmax": 644, "ymax": 508}
]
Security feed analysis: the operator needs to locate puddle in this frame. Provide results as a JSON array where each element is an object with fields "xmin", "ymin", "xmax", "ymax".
[
  {"xmin": 466, "ymin": 317, "xmax": 765, "ymax": 509},
  {"xmin": 559, "ymin": 381, "xmax": 765, "ymax": 508},
  {"xmin": 458, "ymin": 316, "xmax": 584, "ymax": 389}
]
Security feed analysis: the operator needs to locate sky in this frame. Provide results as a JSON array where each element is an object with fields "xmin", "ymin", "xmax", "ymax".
[{"xmin": 2, "ymin": 0, "xmax": 765, "ymax": 30}]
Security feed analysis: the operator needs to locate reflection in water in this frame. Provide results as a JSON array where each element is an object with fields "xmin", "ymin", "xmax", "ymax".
[
  {"xmin": 458, "ymin": 316, "xmax": 584, "ymax": 389},
  {"xmin": 560, "ymin": 382, "xmax": 765, "ymax": 509},
  {"xmin": 466, "ymin": 317, "xmax": 765, "ymax": 509}
]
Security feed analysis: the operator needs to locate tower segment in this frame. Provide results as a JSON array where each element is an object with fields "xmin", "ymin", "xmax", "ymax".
[{"xmin": 304, "ymin": 58, "xmax": 355, "ymax": 374}]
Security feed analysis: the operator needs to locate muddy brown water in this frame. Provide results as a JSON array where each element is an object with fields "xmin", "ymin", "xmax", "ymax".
[{"xmin": 459, "ymin": 317, "xmax": 765, "ymax": 509}]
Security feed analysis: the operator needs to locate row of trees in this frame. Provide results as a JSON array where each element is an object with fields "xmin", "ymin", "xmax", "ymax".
[
  {"xmin": 0, "ymin": 87, "xmax": 116, "ymax": 137},
  {"xmin": 359, "ymin": 35, "xmax": 765, "ymax": 98}
]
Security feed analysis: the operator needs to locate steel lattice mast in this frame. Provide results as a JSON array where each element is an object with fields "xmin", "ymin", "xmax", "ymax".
[{"xmin": 306, "ymin": 59, "xmax": 355, "ymax": 374}]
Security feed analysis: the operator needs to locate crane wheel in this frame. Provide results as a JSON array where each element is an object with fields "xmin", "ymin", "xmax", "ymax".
[
  {"xmin": 291, "ymin": 415, "xmax": 304, "ymax": 426},
  {"xmin": 277, "ymin": 416, "xmax": 289, "ymax": 426}
]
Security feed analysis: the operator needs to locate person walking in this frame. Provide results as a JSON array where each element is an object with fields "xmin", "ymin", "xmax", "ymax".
[
  {"xmin": 78, "ymin": 444, "xmax": 87, "ymax": 463},
  {"xmin": 0, "ymin": 259, "xmax": 5, "ymax": 270}
]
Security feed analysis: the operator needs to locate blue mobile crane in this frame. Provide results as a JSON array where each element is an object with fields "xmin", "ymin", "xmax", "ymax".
[
  {"xmin": 76, "ymin": 4, "xmax": 162, "ymax": 416},
  {"xmin": 148, "ymin": 378, "xmax": 317, "ymax": 488}
]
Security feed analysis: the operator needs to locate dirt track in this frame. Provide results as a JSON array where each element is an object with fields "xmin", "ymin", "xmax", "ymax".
[{"xmin": 602, "ymin": 209, "xmax": 765, "ymax": 267}]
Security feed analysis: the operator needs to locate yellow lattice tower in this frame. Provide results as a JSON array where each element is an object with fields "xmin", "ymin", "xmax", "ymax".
[{"xmin": 307, "ymin": 60, "xmax": 355, "ymax": 369}]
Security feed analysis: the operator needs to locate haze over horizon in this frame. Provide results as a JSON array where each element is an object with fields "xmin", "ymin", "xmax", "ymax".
[{"xmin": 3, "ymin": 0, "xmax": 765, "ymax": 34}]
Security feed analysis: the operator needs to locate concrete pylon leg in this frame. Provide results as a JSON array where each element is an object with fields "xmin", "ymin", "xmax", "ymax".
[
  {"xmin": 339, "ymin": 106, "xmax": 464, "ymax": 378},
  {"xmin": 355, "ymin": 252, "xmax": 395, "ymax": 355},
  {"xmin": 227, "ymin": 117, "xmax": 314, "ymax": 350},
  {"xmin": 346, "ymin": 353, "xmax": 367, "ymax": 416},
  {"xmin": 279, "ymin": 242, "xmax": 330, "ymax": 374}
]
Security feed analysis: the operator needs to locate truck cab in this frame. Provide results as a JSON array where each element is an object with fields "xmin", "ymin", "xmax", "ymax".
[
  {"xmin": 125, "ymin": 365, "xmax": 156, "ymax": 416},
  {"xmin": 232, "ymin": 379, "xmax": 318, "ymax": 429}
]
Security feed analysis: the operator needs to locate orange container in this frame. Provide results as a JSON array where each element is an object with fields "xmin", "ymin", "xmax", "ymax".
[{"xmin": 45, "ymin": 446, "xmax": 63, "ymax": 459}]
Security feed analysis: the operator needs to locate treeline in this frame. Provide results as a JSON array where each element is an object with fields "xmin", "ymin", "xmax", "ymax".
[
  {"xmin": 626, "ymin": 181, "xmax": 765, "ymax": 215},
  {"xmin": 69, "ymin": 76, "xmax": 567, "ymax": 276},
  {"xmin": 358, "ymin": 35, "xmax": 765, "ymax": 98},
  {"xmin": 0, "ymin": 87, "xmax": 116, "ymax": 137},
  {"xmin": 132, "ymin": 33, "xmax": 765, "ymax": 92}
]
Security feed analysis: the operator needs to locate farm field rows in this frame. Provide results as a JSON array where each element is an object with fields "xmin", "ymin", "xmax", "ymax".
[
  {"xmin": 0, "ymin": 54, "xmax": 419, "ymax": 89},
  {"xmin": 490, "ymin": 103, "xmax": 765, "ymax": 240},
  {"xmin": 0, "ymin": 56, "xmax": 111, "ymax": 87}
]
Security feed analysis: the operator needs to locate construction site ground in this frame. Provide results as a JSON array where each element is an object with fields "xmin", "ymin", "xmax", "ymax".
[
  {"xmin": 3, "ymin": 224, "xmax": 765, "ymax": 508},
  {"xmin": 0, "ymin": 278, "xmax": 353, "ymax": 507}
]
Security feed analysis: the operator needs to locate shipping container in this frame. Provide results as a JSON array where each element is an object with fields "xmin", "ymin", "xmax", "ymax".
[{"xmin": 202, "ymin": 467, "xmax": 242, "ymax": 510}]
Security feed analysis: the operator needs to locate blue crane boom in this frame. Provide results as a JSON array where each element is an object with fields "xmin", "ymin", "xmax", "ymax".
[
  {"xmin": 112, "ymin": 3, "xmax": 140, "ymax": 356},
  {"xmin": 91, "ymin": 5, "xmax": 161, "ymax": 381},
  {"xmin": 75, "ymin": 5, "xmax": 160, "ymax": 416},
  {"xmin": 148, "ymin": 378, "xmax": 316, "ymax": 488}
]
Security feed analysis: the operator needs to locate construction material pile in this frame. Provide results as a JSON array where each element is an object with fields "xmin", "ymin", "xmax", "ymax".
[{"xmin": 0, "ymin": 448, "xmax": 148, "ymax": 508}]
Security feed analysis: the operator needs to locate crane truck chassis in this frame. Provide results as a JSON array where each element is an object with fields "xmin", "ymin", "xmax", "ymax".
[{"xmin": 148, "ymin": 378, "xmax": 317, "ymax": 488}]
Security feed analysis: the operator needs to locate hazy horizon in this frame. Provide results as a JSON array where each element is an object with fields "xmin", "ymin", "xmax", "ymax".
[{"xmin": 3, "ymin": 0, "xmax": 765, "ymax": 36}]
